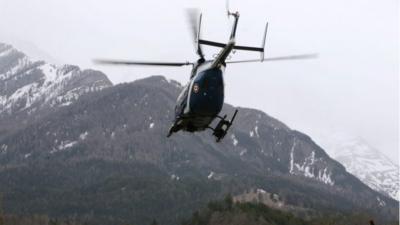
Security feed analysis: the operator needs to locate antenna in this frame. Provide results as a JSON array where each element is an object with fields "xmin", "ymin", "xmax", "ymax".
[
  {"xmin": 226, "ymin": 0, "xmax": 238, "ymax": 18},
  {"xmin": 226, "ymin": 0, "xmax": 230, "ymax": 17},
  {"xmin": 225, "ymin": 0, "xmax": 240, "ymax": 40}
]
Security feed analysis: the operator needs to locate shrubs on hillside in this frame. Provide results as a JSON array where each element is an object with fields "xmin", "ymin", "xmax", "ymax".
[{"xmin": 181, "ymin": 195, "xmax": 399, "ymax": 225}]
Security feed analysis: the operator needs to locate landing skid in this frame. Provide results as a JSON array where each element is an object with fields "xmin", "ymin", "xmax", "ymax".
[
  {"xmin": 166, "ymin": 109, "xmax": 238, "ymax": 142},
  {"xmin": 167, "ymin": 122, "xmax": 181, "ymax": 138},
  {"xmin": 209, "ymin": 109, "xmax": 238, "ymax": 142}
]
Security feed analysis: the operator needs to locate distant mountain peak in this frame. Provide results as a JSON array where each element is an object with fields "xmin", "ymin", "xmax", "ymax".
[
  {"xmin": 0, "ymin": 42, "xmax": 112, "ymax": 116},
  {"xmin": 314, "ymin": 132, "xmax": 399, "ymax": 201}
]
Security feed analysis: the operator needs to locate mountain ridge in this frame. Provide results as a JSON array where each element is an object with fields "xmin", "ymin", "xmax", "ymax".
[
  {"xmin": 0, "ymin": 42, "xmax": 112, "ymax": 139},
  {"xmin": 0, "ymin": 42, "xmax": 111, "ymax": 114},
  {"xmin": 0, "ymin": 43, "xmax": 398, "ymax": 225}
]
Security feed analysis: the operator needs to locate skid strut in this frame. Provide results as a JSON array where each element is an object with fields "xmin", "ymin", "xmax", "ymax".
[{"xmin": 211, "ymin": 109, "xmax": 238, "ymax": 142}]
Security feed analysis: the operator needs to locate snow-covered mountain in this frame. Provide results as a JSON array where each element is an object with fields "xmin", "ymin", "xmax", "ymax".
[
  {"xmin": 0, "ymin": 42, "xmax": 112, "ymax": 117},
  {"xmin": 315, "ymin": 132, "xmax": 399, "ymax": 201}
]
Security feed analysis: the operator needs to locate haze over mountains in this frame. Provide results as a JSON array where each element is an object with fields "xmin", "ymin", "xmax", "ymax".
[{"xmin": 0, "ymin": 42, "xmax": 398, "ymax": 225}]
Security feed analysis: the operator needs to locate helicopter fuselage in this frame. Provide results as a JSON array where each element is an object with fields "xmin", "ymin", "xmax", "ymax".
[
  {"xmin": 167, "ymin": 13, "xmax": 241, "ymax": 140},
  {"xmin": 173, "ymin": 62, "xmax": 225, "ymax": 132}
]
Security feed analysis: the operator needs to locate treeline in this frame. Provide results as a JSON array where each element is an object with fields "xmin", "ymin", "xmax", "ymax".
[
  {"xmin": 0, "ymin": 214, "xmax": 84, "ymax": 225},
  {"xmin": 181, "ymin": 195, "xmax": 399, "ymax": 225},
  {"xmin": 0, "ymin": 196, "xmax": 398, "ymax": 225}
]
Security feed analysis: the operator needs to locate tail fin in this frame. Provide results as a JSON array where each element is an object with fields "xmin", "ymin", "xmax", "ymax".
[{"xmin": 260, "ymin": 22, "xmax": 269, "ymax": 61}]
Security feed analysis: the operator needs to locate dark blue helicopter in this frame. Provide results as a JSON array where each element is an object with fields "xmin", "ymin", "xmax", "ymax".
[{"xmin": 95, "ymin": 8, "xmax": 316, "ymax": 142}]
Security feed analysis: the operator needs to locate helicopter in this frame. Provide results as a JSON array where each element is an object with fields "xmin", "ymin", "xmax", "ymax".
[{"xmin": 95, "ymin": 7, "xmax": 316, "ymax": 142}]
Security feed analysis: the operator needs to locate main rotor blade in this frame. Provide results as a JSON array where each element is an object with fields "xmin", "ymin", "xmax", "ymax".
[
  {"xmin": 226, "ymin": 54, "xmax": 318, "ymax": 64},
  {"xmin": 186, "ymin": 8, "xmax": 204, "ymax": 58},
  {"xmin": 94, "ymin": 59, "xmax": 193, "ymax": 67}
]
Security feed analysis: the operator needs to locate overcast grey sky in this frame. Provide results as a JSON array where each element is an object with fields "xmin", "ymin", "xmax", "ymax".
[{"xmin": 0, "ymin": 0, "xmax": 398, "ymax": 161}]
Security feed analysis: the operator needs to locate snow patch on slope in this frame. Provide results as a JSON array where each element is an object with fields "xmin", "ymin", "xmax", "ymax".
[
  {"xmin": 79, "ymin": 131, "xmax": 89, "ymax": 140},
  {"xmin": 50, "ymin": 140, "xmax": 78, "ymax": 154},
  {"xmin": 231, "ymin": 134, "xmax": 238, "ymax": 146},
  {"xmin": 289, "ymin": 138, "xmax": 334, "ymax": 185}
]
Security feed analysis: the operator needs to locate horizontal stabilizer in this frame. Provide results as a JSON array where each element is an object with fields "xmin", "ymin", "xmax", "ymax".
[{"xmin": 199, "ymin": 39, "xmax": 264, "ymax": 52}]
